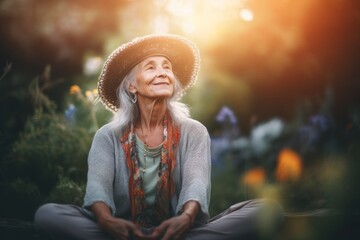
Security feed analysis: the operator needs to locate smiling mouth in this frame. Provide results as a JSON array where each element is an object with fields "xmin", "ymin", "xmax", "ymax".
[{"xmin": 153, "ymin": 82, "xmax": 170, "ymax": 86}]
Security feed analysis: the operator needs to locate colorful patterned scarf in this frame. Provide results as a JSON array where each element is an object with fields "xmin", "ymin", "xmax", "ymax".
[{"xmin": 120, "ymin": 113, "xmax": 180, "ymax": 227}]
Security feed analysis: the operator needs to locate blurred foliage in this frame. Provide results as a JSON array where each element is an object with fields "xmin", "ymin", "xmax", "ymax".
[
  {"xmin": 210, "ymin": 157, "xmax": 246, "ymax": 217},
  {"xmin": 204, "ymin": 0, "xmax": 360, "ymax": 128},
  {"xmin": 0, "ymin": 0, "xmax": 128, "ymax": 75},
  {"xmin": 183, "ymin": 69, "xmax": 252, "ymax": 134},
  {"xmin": 0, "ymin": 0, "xmax": 128, "ymax": 161},
  {"xmin": 47, "ymin": 177, "xmax": 85, "ymax": 206},
  {"xmin": 0, "ymin": 67, "xmax": 109, "ymax": 220},
  {"xmin": 209, "ymin": 89, "xmax": 360, "ymax": 218},
  {"xmin": 0, "ymin": 179, "xmax": 42, "ymax": 220}
]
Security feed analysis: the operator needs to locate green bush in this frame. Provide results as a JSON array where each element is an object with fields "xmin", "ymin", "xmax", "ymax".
[
  {"xmin": 0, "ymin": 179, "xmax": 42, "ymax": 220},
  {"xmin": 47, "ymin": 177, "xmax": 85, "ymax": 206},
  {"xmin": 0, "ymin": 73, "xmax": 102, "ymax": 220},
  {"xmin": 8, "ymin": 110, "xmax": 90, "ymax": 186},
  {"xmin": 210, "ymin": 158, "xmax": 246, "ymax": 216}
]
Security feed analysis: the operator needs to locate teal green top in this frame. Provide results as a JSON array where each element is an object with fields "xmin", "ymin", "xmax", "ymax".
[{"xmin": 135, "ymin": 134, "xmax": 162, "ymax": 206}]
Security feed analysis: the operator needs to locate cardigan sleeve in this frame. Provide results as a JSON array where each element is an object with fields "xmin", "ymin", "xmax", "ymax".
[
  {"xmin": 177, "ymin": 120, "xmax": 211, "ymax": 224},
  {"xmin": 83, "ymin": 126, "xmax": 116, "ymax": 215}
]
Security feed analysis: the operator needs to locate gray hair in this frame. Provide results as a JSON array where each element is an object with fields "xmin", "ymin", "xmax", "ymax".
[{"xmin": 109, "ymin": 64, "xmax": 190, "ymax": 131}]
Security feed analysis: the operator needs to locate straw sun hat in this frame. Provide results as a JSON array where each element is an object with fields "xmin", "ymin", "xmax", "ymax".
[{"xmin": 97, "ymin": 34, "xmax": 201, "ymax": 112}]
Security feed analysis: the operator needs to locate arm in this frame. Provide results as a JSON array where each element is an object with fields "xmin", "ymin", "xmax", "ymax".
[
  {"xmin": 181, "ymin": 200, "xmax": 200, "ymax": 225},
  {"xmin": 83, "ymin": 126, "xmax": 116, "ymax": 212},
  {"xmin": 83, "ymin": 127, "xmax": 144, "ymax": 239},
  {"xmin": 177, "ymin": 120, "xmax": 211, "ymax": 223}
]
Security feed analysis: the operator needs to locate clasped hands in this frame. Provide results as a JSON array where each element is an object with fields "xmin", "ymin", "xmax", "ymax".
[{"xmin": 100, "ymin": 213, "xmax": 193, "ymax": 240}]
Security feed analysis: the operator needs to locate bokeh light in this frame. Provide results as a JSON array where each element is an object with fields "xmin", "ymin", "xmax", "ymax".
[
  {"xmin": 275, "ymin": 148, "xmax": 303, "ymax": 182},
  {"xmin": 242, "ymin": 168, "xmax": 266, "ymax": 186},
  {"xmin": 239, "ymin": 8, "xmax": 254, "ymax": 22}
]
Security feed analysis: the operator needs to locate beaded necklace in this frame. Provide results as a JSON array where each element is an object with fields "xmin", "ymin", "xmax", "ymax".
[{"xmin": 135, "ymin": 134, "xmax": 162, "ymax": 174}]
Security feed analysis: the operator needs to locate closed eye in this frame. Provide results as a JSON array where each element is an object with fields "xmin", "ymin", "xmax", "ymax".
[{"xmin": 145, "ymin": 65, "xmax": 155, "ymax": 70}]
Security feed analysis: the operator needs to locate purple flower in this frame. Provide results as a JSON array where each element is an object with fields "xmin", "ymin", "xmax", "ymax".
[
  {"xmin": 295, "ymin": 114, "xmax": 331, "ymax": 152},
  {"xmin": 309, "ymin": 114, "xmax": 329, "ymax": 132},
  {"xmin": 64, "ymin": 104, "xmax": 77, "ymax": 125},
  {"xmin": 215, "ymin": 106, "xmax": 238, "ymax": 125}
]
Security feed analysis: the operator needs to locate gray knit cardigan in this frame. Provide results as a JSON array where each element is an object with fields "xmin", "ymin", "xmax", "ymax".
[{"xmin": 83, "ymin": 117, "xmax": 211, "ymax": 224}]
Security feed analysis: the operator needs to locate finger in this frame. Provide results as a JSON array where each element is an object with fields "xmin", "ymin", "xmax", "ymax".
[
  {"xmin": 127, "ymin": 224, "xmax": 144, "ymax": 238},
  {"xmin": 161, "ymin": 225, "xmax": 179, "ymax": 240},
  {"xmin": 164, "ymin": 224, "xmax": 189, "ymax": 240},
  {"xmin": 148, "ymin": 228, "xmax": 162, "ymax": 239},
  {"xmin": 152, "ymin": 221, "xmax": 169, "ymax": 236},
  {"xmin": 149, "ymin": 226, "xmax": 168, "ymax": 239},
  {"xmin": 132, "ymin": 229, "xmax": 145, "ymax": 239},
  {"xmin": 161, "ymin": 230, "xmax": 173, "ymax": 240},
  {"xmin": 128, "ymin": 226, "xmax": 147, "ymax": 240}
]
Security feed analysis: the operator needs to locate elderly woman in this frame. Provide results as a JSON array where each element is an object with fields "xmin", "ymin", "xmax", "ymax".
[{"xmin": 35, "ymin": 34, "xmax": 282, "ymax": 240}]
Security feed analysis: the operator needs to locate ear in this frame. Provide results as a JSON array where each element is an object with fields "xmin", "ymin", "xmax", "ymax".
[{"xmin": 128, "ymin": 84, "xmax": 137, "ymax": 94}]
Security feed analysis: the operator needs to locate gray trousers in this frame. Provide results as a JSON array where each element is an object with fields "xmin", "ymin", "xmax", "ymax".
[{"xmin": 34, "ymin": 199, "xmax": 283, "ymax": 240}]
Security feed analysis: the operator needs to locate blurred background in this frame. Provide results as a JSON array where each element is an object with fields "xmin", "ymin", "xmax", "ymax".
[{"xmin": 0, "ymin": 0, "xmax": 359, "ymax": 239}]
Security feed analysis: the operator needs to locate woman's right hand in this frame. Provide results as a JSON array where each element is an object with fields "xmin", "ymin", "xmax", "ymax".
[
  {"xmin": 91, "ymin": 202, "xmax": 144, "ymax": 240},
  {"xmin": 98, "ymin": 215, "xmax": 144, "ymax": 240}
]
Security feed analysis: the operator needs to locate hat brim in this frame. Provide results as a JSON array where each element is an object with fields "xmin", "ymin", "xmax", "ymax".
[{"xmin": 98, "ymin": 34, "xmax": 200, "ymax": 112}]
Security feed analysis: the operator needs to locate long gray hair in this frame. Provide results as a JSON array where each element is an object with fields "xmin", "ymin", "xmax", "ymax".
[{"xmin": 109, "ymin": 64, "xmax": 190, "ymax": 131}]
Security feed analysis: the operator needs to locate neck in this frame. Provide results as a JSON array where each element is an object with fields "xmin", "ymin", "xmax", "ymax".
[{"xmin": 136, "ymin": 98, "xmax": 167, "ymax": 131}]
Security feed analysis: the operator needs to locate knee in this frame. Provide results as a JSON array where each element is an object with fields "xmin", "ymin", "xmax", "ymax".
[{"xmin": 34, "ymin": 203, "xmax": 61, "ymax": 231}]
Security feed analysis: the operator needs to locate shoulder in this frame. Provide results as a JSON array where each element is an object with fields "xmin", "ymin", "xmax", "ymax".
[
  {"xmin": 178, "ymin": 118, "xmax": 209, "ymax": 137},
  {"xmin": 94, "ymin": 123, "xmax": 112, "ymax": 137},
  {"xmin": 93, "ymin": 123, "xmax": 122, "ymax": 142}
]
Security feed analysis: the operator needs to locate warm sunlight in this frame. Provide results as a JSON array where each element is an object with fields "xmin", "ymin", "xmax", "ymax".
[
  {"xmin": 239, "ymin": 8, "xmax": 254, "ymax": 22},
  {"xmin": 149, "ymin": 0, "xmax": 250, "ymax": 40}
]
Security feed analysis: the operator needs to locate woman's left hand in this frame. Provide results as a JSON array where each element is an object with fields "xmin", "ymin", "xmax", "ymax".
[{"xmin": 148, "ymin": 214, "xmax": 192, "ymax": 240}]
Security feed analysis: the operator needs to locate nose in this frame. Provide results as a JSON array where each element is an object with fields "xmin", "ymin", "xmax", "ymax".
[{"xmin": 156, "ymin": 69, "xmax": 167, "ymax": 78}]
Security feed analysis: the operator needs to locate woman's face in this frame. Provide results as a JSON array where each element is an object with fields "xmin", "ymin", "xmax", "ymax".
[{"xmin": 129, "ymin": 56, "xmax": 175, "ymax": 100}]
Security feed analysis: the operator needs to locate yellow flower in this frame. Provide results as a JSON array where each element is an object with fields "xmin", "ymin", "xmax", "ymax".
[
  {"xmin": 92, "ymin": 88, "xmax": 98, "ymax": 96},
  {"xmin": 85, "ymin": 90, "xmax": 92, "ymax": 97},
  {"xmin": 70, "ymin": 85, "xmax": 81, "ymax": 95},
  {"xmin": 242, "ymin": 168, "xmax": 266, "ymax": 186},
  {"xmin": 86, "ymin": 90, "xmax": 95, "ymax": 102},
  {"xmin": 275, "ymin": 148, "xmax": 303, "ymax": 182}
]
